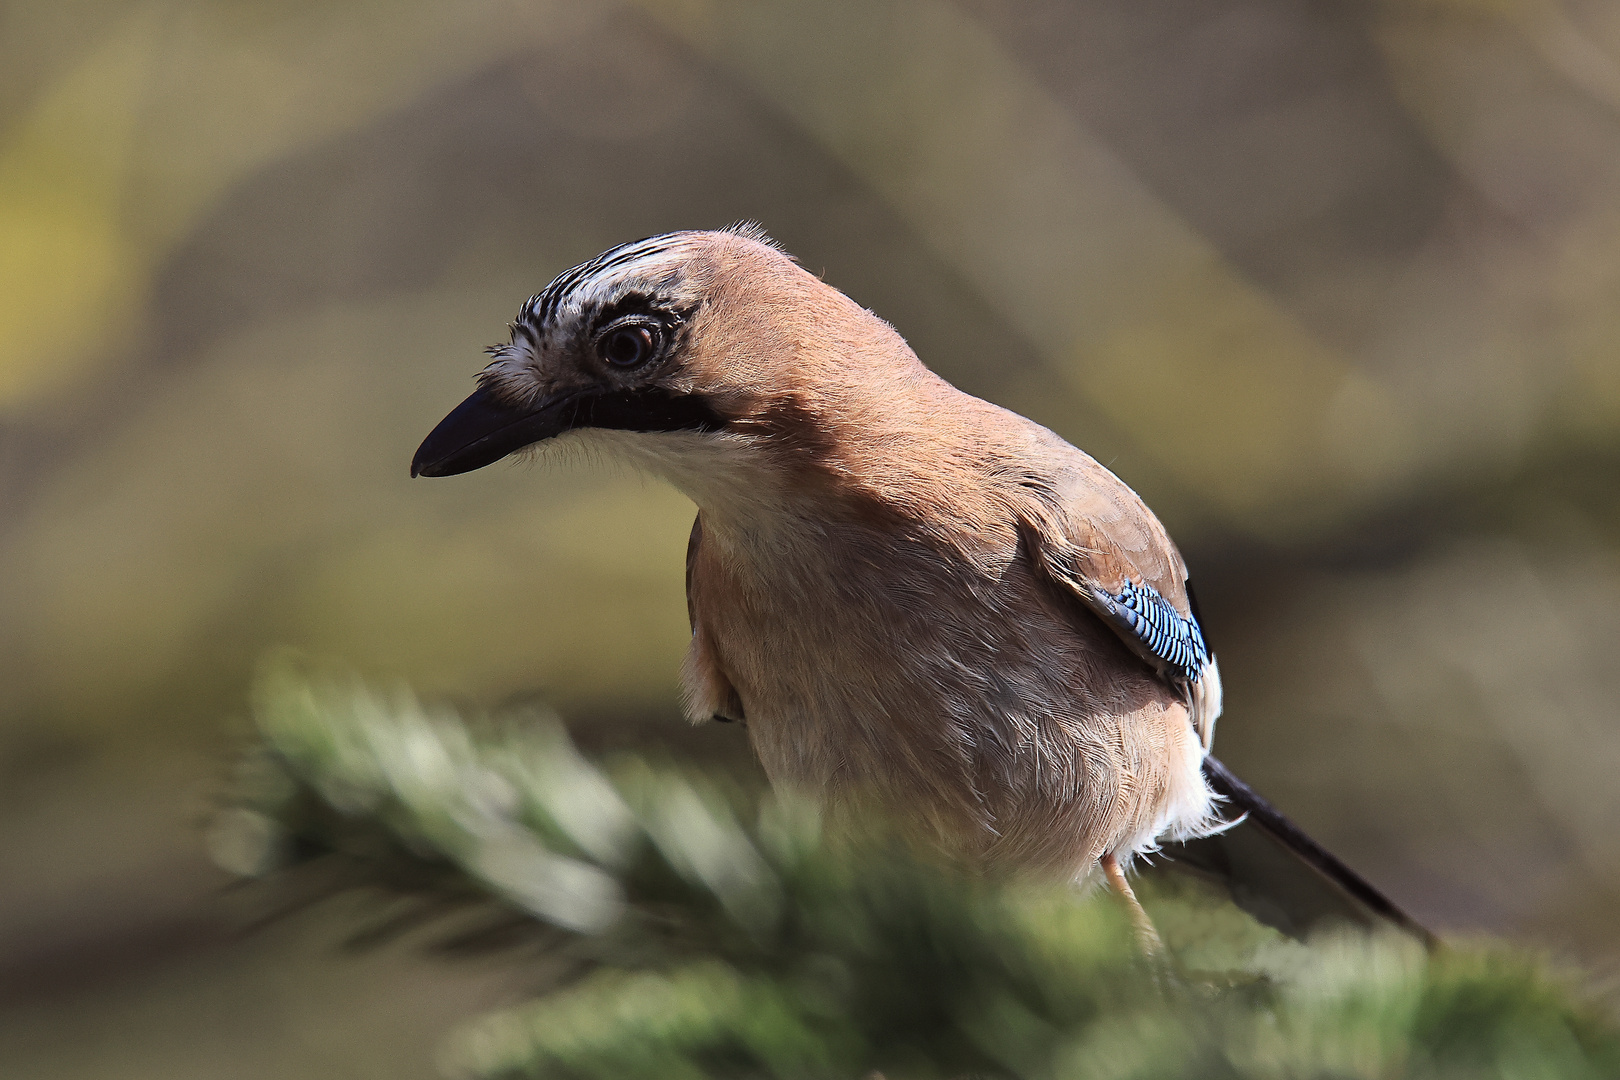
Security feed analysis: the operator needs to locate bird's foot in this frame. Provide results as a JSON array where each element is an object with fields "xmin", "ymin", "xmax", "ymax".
[{"xmin": 1099, "ymin": 851, "xmax": 1166, "ymax": 960}]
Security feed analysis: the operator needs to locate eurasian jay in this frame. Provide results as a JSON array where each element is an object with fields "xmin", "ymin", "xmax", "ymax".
[{"xmin": 412, "ymin": 226, "xmax": 1427, "ymax": 947}]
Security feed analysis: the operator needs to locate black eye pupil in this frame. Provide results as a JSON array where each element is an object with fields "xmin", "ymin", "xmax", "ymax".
[{"xmin": 604, "ymin": 326, "xmax": 654, "ymax": 366}]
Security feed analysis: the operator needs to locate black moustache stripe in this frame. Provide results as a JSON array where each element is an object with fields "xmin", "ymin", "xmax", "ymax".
[{"xmin": 571, "ymin": 388, "xmax": 726, "ymax": 435}]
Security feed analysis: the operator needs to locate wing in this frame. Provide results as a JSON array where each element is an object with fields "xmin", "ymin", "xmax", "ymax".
[
  {"xmin": 685, "ymin": 512, "xmax": 702, "ymax": 633},
  {"xmin": 1015, "ymin": 448, "xmax": 1429, "ymax": 941},
  {"xmin": 686, "ymin": 513, "xmax": 745, "ymax": 724},
  {"xmin": 1016, "ymin": 443, "xmax": 1220, "ymax": 747}
]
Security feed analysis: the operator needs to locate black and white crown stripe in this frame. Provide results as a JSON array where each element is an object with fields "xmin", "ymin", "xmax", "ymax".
[
  {"xmin": 1092, "ymin": 579, "xmax": 1211, "ymax": 686},
  {"xmin": 519, "ymin": 234, "xmax": 683, "ymax": 330},
  {"xmin": 513, "ymin": 224, "xmax": 779, "ymax": 337}
]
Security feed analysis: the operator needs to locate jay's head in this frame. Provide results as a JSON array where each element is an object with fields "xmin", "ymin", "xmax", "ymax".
[{"xmin": 411, "ymin": 225, "xmax": 926, "ymax": 483}]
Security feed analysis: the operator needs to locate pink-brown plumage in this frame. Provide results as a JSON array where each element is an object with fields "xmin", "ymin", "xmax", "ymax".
[
  {"xmin": 415, "ymin": 225, "xmax": 1434, "ymax": 946},
  {"xmin": 612, "ymin": 231, "xmax": 1220, "ymax": 875},
  {"xmin": 425, "ymin": 226, "xmax": 1221, "ymax": 882}
]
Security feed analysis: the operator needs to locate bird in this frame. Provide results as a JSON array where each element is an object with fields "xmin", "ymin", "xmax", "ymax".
[{"xmin": 411, "ymin": 224, "xmax": 1429, "ymax": 949}]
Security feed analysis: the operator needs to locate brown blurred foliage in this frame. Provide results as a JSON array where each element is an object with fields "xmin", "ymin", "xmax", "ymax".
[{"xmin": 1, "ymin": 1, "xmax": 1618, "ymax": 1075}]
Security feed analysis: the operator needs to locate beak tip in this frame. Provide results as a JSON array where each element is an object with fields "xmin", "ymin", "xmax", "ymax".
[{"xmin": 410, "ymin": 383, "xmax": 570, "ymax": 480}]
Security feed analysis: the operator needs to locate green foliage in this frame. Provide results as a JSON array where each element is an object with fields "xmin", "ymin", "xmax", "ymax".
[{"xmin": 216, "ymin": 661, "xmax": 1620, "ymax": 1079}]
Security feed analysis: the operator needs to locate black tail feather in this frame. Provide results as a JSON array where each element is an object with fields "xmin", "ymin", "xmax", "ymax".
[{"xmin": 1154, "ymin": 755, "xmax": 1436, "ymax": 948}]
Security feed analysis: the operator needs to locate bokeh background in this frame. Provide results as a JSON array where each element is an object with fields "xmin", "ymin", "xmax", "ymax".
[{"xmin": 3, "ymin": 0, "xmax": 1620, "ymax": 1075}]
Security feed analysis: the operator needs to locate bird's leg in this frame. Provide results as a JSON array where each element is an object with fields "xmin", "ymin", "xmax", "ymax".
[{"xmin": 1099, "ymin": 852, "xmax": 1165, "ymax": 958}]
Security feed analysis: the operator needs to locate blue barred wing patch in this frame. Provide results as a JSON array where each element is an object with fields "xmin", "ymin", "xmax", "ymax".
[{"xmin": 1093, "ymin": 579, "xmax": 1210, "ymax": 685}]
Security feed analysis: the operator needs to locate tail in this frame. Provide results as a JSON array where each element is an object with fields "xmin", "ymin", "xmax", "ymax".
[{"xmin": 1157, "ymin": 756, "xmax": 1436, "ymax": 947}]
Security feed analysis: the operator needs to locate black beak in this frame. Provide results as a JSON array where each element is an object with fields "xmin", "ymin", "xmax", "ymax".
[
  {"xmin": 411, "ymin": 384, "xmax": 727, "ymax": 477},
  {"xmin": 411, "ymin": 385, "xmax": 577, "ymax": 477}
]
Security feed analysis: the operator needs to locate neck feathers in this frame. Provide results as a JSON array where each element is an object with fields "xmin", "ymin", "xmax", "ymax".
[{"xmin": 597, "ymin": 241, "xmax": 1040, "ymax": 559}]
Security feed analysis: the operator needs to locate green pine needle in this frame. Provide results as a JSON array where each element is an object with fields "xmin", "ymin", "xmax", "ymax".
[{"xmin": 213, "ymin": 658, "xmax": 1620, "ymax": 1080}]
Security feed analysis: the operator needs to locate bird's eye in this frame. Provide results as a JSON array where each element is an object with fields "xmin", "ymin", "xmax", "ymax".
[{"xmin": 600, "ymin": 324, "xmax": 658, "ymax": 368}]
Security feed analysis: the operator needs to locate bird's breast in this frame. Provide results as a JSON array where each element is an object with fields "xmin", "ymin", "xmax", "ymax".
[
  {"xmin": 684, "ymin": 509, "xmax": 1192, "ymax": 870},
  {"xmin": 609, "ymin": 426, "xmax": 1208, "ymax": 870}
]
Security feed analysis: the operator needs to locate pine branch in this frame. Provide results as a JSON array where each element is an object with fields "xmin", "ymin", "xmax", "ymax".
[{"xmin": 212, "ymin": 659, "xmax": 1620, "ymax": 1079}]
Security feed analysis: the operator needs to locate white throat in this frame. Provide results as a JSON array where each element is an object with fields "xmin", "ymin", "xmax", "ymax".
[{"xmin": 567, "ymin": 428, "xmax": 812, "ymax": 556}]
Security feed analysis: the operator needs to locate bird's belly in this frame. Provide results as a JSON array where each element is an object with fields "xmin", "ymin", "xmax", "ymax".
[{"xmin": 698, "ymin": 585, "xmax": 1210, "ymax": 876}]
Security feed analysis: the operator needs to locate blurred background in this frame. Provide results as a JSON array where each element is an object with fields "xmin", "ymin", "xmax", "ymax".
[{"xmin": 3, "ymin": 0, "xmax": 1620, "ymax": 1074}]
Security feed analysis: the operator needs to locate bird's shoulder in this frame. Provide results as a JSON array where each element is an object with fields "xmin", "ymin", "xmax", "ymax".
[
  {"xmin": 974, "ymin": 407, "xmax": 1213, "ymax": 705},
  {"xmin": 969, "ymin": 406, "xmax": 1189, "ymax": 613},
  {"xmin": 1040, "ymin": 456, "xmax": 1188, "ymax": 611}
]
